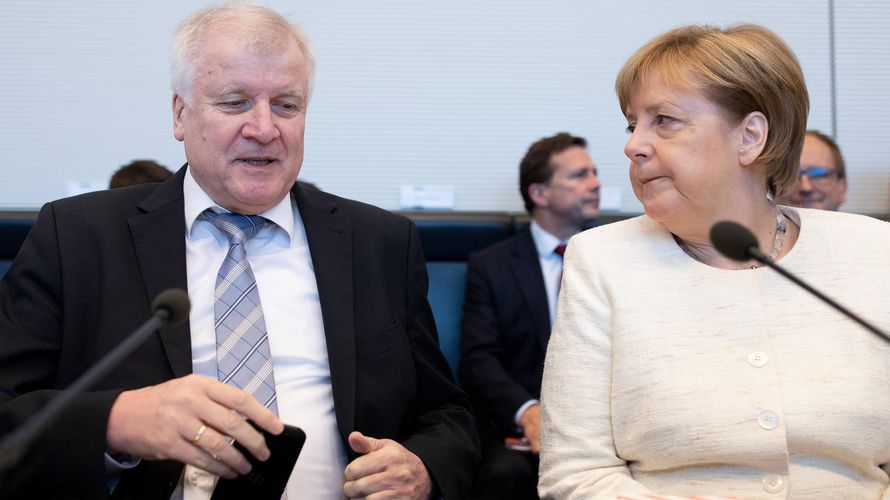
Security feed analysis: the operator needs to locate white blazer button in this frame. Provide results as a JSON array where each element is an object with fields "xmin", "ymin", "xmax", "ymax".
[
  {"xmin": 757, "ymin": 410, "xmax": 780, "ymax": 430},
  {"xmin": 762, "ymin": 473, "xmax": 785, "ymax": 493},
  {"xmin": 747, "ymin": 351, "xmax": 768, "ymax": 367}
]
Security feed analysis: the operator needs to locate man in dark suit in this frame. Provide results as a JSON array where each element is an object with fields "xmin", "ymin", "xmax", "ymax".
[
  {"xmin": 0, "ymin": 4, "xmax": 477, "ymax": 499},
  {"xmin": 459, "ymin": 132, "xmax": 600, "ymax": 499}
]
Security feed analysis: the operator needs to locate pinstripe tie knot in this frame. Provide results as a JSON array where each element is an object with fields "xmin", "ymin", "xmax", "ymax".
[{"xmin": 200, "ymin": 210, "xmax": 268, "ymax": 246}]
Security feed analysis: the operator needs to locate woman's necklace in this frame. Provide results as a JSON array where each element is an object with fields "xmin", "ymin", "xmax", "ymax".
[
  {"xmin": 675, "ymin": 203, "xmax": 786, "ymax": 268},
  {"xmin": 766, "ymin": 203, "xmax": 787, "ymax": 261}
]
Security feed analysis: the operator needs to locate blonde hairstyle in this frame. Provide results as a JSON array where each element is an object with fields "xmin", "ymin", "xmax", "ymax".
[
  {"xmin": 616, "ymin": 24, "xmax": 809, "ymax": 196},
  {"xmin": 171, "ymin": 2, "xmax": 316, "ymax": 104}
]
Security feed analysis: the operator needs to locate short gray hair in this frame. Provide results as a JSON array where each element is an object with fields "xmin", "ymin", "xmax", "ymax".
[{"xmin": 170, "ymin": 2, "xmax": 316, "ymax": 104}]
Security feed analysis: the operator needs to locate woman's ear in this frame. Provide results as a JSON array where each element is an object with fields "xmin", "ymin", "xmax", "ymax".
[{"xmin": 738, "ymin": 111, "xmax": 768, "ymax": 167}]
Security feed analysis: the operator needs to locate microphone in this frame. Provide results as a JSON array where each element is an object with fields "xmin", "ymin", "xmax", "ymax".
[
  {"xmin": 709, "ymin": 221, "xmax": 890, "ymax": 344},
  {"xmin": 152, "ymin": 288, "xmax": 191, "ymax": 328},
  {"xmin": 710, "ymin": 221, "xmax": 762, "ymax": 262},
  {"xmin": 0, "ymin": 288, "xmax": 190, "ymax": 475}
]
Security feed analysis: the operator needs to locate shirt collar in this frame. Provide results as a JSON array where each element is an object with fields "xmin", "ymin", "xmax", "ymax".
[
  {"xmin": 183, "ymin": 165, "xmax": 295, "ymax": 244},
  {"xmin": 530, "ymin": 220, "xmax": 566, "ymax": 258}
]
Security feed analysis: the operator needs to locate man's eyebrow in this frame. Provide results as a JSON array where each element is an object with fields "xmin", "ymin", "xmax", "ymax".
[
  {"xmin": 214, "ymin": 87, "xmax": 247, "ymax": 98},
  {"xmin": 213, "ymin": 87, "xmax": 305, "ymax": 100},
  {"xmin": 276, "ymin": 90, "xmax": 305, "ymax": 100}
]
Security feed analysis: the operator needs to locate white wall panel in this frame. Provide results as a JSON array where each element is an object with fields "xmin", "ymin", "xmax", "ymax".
[
  {"xmin": 0, "ymin": 0, "xmax": 881, "ymax": 215},
  {"xmin": 834, "ymin": 1, "xmax": 890, "ymax": 214}
]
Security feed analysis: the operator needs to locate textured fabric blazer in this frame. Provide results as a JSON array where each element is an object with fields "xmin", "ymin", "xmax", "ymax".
[
  {"xmin": 0, "ymin": 167, "xmax": 478, "ymax": 499},
  {"xmin": 539, "ymin": 209, "xmax": 890, "ymax": 499},
  {"xmin": 458, "ymin": 228, "xmax": 551, "ymax": 433}
]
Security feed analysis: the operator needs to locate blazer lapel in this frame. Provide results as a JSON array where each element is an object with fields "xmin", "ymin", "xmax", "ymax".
[
  {"xmin": 510, "ymin": 229, "xmax": 551, "ymax": 348},
  {"xmin": 128, "ymin": 166, "xmax": 191, "ymax": 377},
  {"xmin": 295, "ymin": 186, "xmax": 356, "ymax": 440}
]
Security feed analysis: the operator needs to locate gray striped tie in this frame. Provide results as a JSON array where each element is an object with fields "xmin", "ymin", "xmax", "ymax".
[{"xmin": 200, "ymin": 210, "xmax": 279, "ymax": 414}]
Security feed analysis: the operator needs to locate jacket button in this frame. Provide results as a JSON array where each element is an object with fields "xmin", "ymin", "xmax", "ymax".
[
  {"xmin": 747, "ymin": 351, "xmax": 768, "ymax": 367},
  {"xmin": 762, "ymin": 473, "xmax": 785, "ymax": 493},
  {"xmin": 757, "ymin": 410, "xmax": 779, "ymax": 430}
]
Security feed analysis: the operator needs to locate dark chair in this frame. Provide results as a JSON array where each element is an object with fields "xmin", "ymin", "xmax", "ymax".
[{"xmin": 409, "ymin": 213, "xmax": 515, "ymax": 376}]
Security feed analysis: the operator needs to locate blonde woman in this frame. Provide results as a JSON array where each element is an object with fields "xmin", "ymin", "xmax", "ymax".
[{"xmin": 539, "ymin": 24, "xmax": 890, "ymax": 499}]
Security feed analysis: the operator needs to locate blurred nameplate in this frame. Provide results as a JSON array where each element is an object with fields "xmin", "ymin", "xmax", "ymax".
[
  {"xmin": 399, "ymin": 185, "xmax": 455, "ymax": 210},
  {"xmin": 66, "ymin": 181, "xmax": 106, "ymax": 197}
]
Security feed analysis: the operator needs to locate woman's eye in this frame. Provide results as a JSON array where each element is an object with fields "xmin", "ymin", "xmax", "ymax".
[
  {"xmin": 656, "ymin": 115, "xmax": 676, "ymax": 126},
  {"xmin": 625, "ymin": 124, "xmax": 636, "ymax": 134}
]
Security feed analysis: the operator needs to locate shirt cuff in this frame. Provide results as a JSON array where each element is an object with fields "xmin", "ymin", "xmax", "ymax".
[
  {"xmin": 105, "ymin": 451, "xmax": 141, "ymax": 473},
  {"xmin": 513, "ymin": 399, "xmax": 540, "ymax": 429}
]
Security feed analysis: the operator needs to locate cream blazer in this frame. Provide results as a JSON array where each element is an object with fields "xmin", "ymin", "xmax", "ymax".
[{"xmin": 539, "ymin": 208, "xmax": 890, "ymax": 499}]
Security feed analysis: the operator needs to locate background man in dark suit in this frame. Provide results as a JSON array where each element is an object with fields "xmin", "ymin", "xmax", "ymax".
[
  {"xmin": 459, "ymin": 132, "xmax": 600, "ymax": 499},
  {"xmin": 0, "ymin": 3, "xmax": 477, "ymax": 498}
]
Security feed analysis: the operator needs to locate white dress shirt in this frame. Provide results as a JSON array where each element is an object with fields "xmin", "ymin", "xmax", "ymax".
[
  {"xmin": 529, "ymin": 220, "xmax": 568, "ymax": 328},
  {"xmin": 180, "ymin": 168, "xmax": 347, "ymax": 499}
]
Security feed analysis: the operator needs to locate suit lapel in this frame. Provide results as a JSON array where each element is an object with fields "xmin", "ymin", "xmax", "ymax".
[
  {"xmin": 128, "ymin": 167, "xmax": 191, "ymax": 377},
  {"xmin": 510, "ymin": 229, "xmax": 551, "ymax": 348},
  {"xmin": 295, "ymin": 186, "xmax": 356, "ymax": 439}
]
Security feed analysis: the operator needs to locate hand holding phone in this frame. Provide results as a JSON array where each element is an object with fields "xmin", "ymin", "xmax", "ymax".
[{"xmin": 211, "ymin": 421, "xmax": 306, "ymax": 500}]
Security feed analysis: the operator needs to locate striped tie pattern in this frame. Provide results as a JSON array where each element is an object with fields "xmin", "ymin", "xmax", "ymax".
[{"xmin": 200, "ymin": 210, "xmax": 279, "ymax": 414}]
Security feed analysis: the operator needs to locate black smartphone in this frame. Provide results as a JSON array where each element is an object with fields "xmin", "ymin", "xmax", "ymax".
[{"xmin": 211, "ymin": 421, "xmax": 306, "ymax": 500}]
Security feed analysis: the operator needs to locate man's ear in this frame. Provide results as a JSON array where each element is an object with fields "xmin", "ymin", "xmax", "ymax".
[
  {"xmin": 838, "ymin": 178, "xmax": 848, "ymax": 206},
  {"xmin": 172, "ymin": 94, "xmax": 186, "ymax": 142},
  {"xmin": 738, "ymin": 111, "xmax": 768, "ymax": 167},
  {"xmin": 528, "ymin": 183, "xmax": 549, "ymax": 208}
]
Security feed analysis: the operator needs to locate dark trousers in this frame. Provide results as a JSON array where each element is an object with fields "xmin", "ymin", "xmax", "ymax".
[{"xmin": 471, "ymin": 432, "xmax": 539, "ymax": 500}]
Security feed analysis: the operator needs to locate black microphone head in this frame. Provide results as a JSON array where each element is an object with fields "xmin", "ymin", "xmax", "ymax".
[
  {"xmin": 709, "ymin": 221, "xmax": 759, "ymax": 262},
  {"xmin": 151, "ymin": 288, "xmax": 191, "ymax": 327}
]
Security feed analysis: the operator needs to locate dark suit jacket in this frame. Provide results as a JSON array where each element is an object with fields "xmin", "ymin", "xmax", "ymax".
[
  {"xmin": 0, "ymin": 167, "xmax": 478, "ymax": 499},
  {"xmin": 458, "ymin": 229, "xmax": 550, "ymax": 435}
]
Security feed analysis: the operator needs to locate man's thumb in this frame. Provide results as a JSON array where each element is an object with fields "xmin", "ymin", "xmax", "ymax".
[{"xmin": 348, "ymin": 431, "xmax": 383, "ymax": 454}]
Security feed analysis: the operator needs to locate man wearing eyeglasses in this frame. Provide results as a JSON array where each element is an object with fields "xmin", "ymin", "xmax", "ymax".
[{"xmin": 776, "ymin": 130, "xmax": 848, "ymax": 211}]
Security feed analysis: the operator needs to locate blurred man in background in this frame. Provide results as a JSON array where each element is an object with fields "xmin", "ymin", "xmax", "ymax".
[
  {"xmin": 109, "ymin": 159, "xmax": 173, "ymax": 188},
  {"xmin": 459, "ymin": 132, "xmax": 600, "ymax": 499},
  {"xmin": 775, "ymin": 129, "xmax": 847, "ymax": 211}
]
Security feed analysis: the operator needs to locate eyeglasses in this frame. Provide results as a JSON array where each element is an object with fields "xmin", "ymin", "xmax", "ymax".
[{"xmin": 796, "ymin": 167, "xmax": 840, "ymax": 188}]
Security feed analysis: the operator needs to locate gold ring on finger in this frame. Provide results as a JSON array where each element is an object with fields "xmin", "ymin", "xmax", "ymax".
[{"xmin": 192, "ymin": 424, "xmax": 207, "ymax": 445}]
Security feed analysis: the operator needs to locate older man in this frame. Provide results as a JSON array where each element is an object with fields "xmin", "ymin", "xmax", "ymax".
[
  {"xmin": 0, "ymin": 4, "xmax": 477, "ymax": 499},
  {"xmin": 459, "ymin": 132, "xmax": 600, "ymax": 499},
  {"xmin": 775, "ymin": 130, "xmax": 848, "ymax": 211}
]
